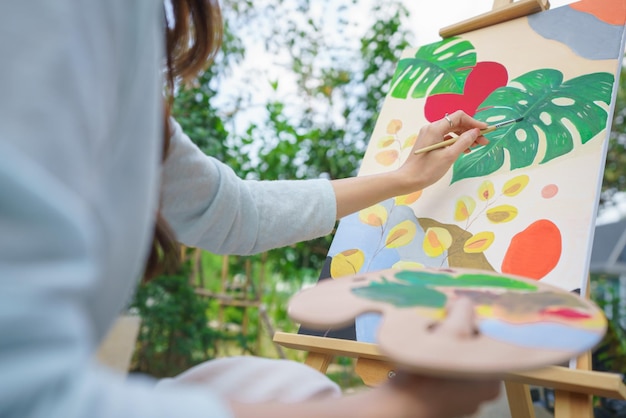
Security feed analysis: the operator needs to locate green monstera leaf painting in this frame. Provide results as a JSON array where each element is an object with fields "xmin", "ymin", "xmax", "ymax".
[
  {"xmin": 389, "ymin": 37, "xmax": 476, "ymax": 99},
  {"xmin": 451, "ymin": 69, "xmax": 614, "ymax": 183}
]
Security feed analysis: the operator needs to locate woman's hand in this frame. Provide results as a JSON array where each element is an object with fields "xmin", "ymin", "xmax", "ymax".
[
  {"xmin": 374, "ymin": 373, "xmax": 502, "ymax": 418},
  {"xmin": 229, "ymin": 373, "xmax": 501, "ymax": 418},
  {"xmin": 395, "ymin": 110, "xmax": 489, "ymax": 193},
  {"xmin": 331, "ymin": 110, "xmax": 488, "ymax": 219}
]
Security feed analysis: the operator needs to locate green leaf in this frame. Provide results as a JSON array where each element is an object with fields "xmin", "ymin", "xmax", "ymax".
[
  {"xmin": 394, "ymin": 270, "xmax": 537, "ymax": 290},
  {"xmin": 351, "ymin": 281, "xmax": 447, "ymax": 308},
  {"xmin": 389, "ymin": 37, "xmax": 476, "ymax": 99},
  {"xmin": 394, "ymin": 270, "xmax": 454, "ymax": 286},
  {"xmin": 454, "ymin": 273, "xmax": 537, "ymax": 290},
  {"xmin": 452, "ymin": 69, "xmax": 614, "ymax": 183},
  {"xmin": 350, "ymin": 268, "xmax": 537, "ymax": 308}
]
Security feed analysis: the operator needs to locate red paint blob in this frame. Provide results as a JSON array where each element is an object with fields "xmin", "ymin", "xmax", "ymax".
[
  {"xmin": 540, "ymin": 307, "xmax": 592, "ymax": 320},
  {"xmin": 501, "ymin": 220, "xmax": 562, "ymax": 280},
  {"xmin": 424, "ymin": 61, "xmax": 508, "ymax": 121},
  {"xmin": 570, "ymin": 0, "xmax": 626, "ymax": 25},
  {"xmin": 541, "ymin": 184, "xmax": 558, "ymax": 199}
]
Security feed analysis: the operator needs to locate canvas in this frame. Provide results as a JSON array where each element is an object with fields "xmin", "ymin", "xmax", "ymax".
[{"xmin": 305, "ymin": 0, "xmax": 626, "ymax": 344}]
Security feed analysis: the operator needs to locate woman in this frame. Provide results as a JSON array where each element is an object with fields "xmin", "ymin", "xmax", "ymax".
[{"xmin": 0, "ymin": 1, "xmax": 497, "ymax": 417}]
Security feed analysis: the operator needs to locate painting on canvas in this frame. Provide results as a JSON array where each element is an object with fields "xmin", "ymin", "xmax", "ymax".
[{"xmin": 300, "ymin": 0, "xmax": 626, "ymax": 343}]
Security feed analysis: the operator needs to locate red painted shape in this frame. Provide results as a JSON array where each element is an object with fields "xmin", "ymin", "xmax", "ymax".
[
  {"xmin": 540, "ymin": 307, "xmax": 592, "ymax": 320},
  {"xmin": 424, "ymin": 62, "xmax": 508, "ymax": 122},
  {"xmin": 570, "ymin": 0, "xmax": 626, "ymax": 25},
  {"xmin": 501, "ymin": 219, "xmax": 562, "ymax": 280}
]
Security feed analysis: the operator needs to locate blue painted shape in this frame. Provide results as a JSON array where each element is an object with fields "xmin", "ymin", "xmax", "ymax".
[
  {"xmin": 330, "ymin": 199, "xmax": 453, "ymax": 342},
  {"xmin": 528, "ymin": 5, "xmax": 624, "ymax": 60},
  {"xmin": 355, "ymin": 312, "xmax": 381, "ymax": 343},
  {"xmin": 329, "ymin": 199, "xmax": 433, "ymax": 274},
  {"xmin": 479, "ymin": 318, "xmax": 601, "ymax": 351}
]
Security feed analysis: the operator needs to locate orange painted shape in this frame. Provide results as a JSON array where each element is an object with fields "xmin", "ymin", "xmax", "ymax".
[
  {"xmin": 396, "ymin": 190, "xmax": 422, "ymax": 205},
  {"xmin": 427, "ymin": 230, "xmax": 440, "ymax": 248},
  {"xmin": 458, "ymin": 204, "xmax": 469, "ymax": 220},
  {"xmin": 366, "ymin": 214, "xmax": 383, "ymax": 226},
  {"xmin": 386, "ymin": 119, "xmax": 402, "ymax": 134},
  {"xmin": 375, "ymin": 149, "xmax": 399, "ymax": 166},
  {"xmin": 570, "ymin": 0, "xmax": 626, "ymax": 25},
  {"xmin": 541, "ymin": 184, "xmax": 559, "ymax": 199},
  {"xmin": 501, "ymin": 219, "xmax": 562, "ymax": 280}
]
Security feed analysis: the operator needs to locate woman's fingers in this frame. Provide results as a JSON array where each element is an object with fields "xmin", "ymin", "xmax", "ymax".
[
  {"xmin": 401, "ymin": 111, "xmax": 489, "ymax": 190},
  {"xmin": 448, "ymin": 110, "xmax": 488, "ymax": 131},
  {"xmin": 426, "ymin": 111, "xmax": 488, "ymax": 151},
  {"xmin": 432, "ymin": 110, "xmax": 487, "ymax": 135},
  {"xmin": 432, "ymin": 113, "xmax": 456, "ymax": 134},
  {"xmin": 448, "ymin": 128, "xmax": 481, "ymax": 156},
  {"xmin": 389, "ymin": 372, "xmax": 501, "ymax": 418}
]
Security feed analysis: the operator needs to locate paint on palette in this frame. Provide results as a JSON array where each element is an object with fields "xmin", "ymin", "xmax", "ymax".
[{"xmin": 349, "ymin": 270, "xmax": 603, "ymax": 350}]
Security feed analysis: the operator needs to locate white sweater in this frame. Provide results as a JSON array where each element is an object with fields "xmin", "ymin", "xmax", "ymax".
[{"xmin": 0, "ymin": 1, "xmax": 336, "ymax": 417}]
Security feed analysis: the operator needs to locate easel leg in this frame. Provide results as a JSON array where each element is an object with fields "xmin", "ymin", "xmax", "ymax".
[
  {"xmin": 505, "ymin": 381, "xmax": 536, "ymax": 418},
  {"xmin": 553, "ymin": 350, "xmax": 594, "ymax": 418},
  {"xmin": 304, "ymin": 352, "xmax": 334, "ymax": 374},
  {"xmin": 553, "ymin": 391, "xmax": 593, "ymax": 418},
  {"xmin": 355, "ymin": 357, "xmax": 395, "ymax": 387}
]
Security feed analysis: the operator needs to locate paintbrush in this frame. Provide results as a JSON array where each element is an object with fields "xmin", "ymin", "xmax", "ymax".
[{"xmin": 413, "ymin": 117, "xmax": 524, "ymax": 155}]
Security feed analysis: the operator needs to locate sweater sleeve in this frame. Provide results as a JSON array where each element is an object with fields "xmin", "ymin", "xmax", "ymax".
[{"xmin": 160, "ymin": 119, "xmax": 338, "ymax": 254}]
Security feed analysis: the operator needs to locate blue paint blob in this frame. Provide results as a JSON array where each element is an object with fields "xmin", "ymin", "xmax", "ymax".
[
  {"xmin": 355, "ymin": 312, "xmax": 381, "ymax": 343},
  {"xmin": 528, "ymin": 5, "xmax": 624, "ymax": 60},
  {"xmin": 480, "ymin": 318, "xmax": 601, "ymax": 351}
]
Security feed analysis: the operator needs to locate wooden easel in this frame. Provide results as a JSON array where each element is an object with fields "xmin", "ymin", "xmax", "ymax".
[
  {"xmin": 274, "ymin": 1, "xmax": 626, "ymax": 417},
  {"xmin": 439, "ymin": 0, "xmax": 549, "ymax": 38},
  {"xmin": 273, "ymin": 331, "xmax": 626, "ymax": 417},
  {"xmin": 274, "ymin": 279, "xmax": 624, "ymax": 417},
  {"xmin": 191, "ymin": 252, "xmax": 286, "ymax": 358}
]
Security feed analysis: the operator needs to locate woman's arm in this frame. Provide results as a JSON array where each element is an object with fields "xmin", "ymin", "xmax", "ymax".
[
  {"xmin": 230, "ymin": 374, "xmax": 500, "ymax": 418},
  {"xmin": 163, "ymin": 112, "xmax": 486, "ymax": 253},
  {"xmin": 332, "ymin": 111, "xmax": 487, "ymax": 219},
  {"xmin": 161, "ymin": 119, "xmax": 338, "ymax": 254}
]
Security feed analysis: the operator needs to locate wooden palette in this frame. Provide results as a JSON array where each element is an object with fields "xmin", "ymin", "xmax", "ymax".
[{"xmin": 288, "ymin": 267, "xmax": 607, "ymax": 378}]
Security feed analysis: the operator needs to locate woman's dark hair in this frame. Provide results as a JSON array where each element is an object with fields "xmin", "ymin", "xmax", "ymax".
[{"xmin": 143, "ymin": 0, "xmax": 223, "ymax": 281}]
